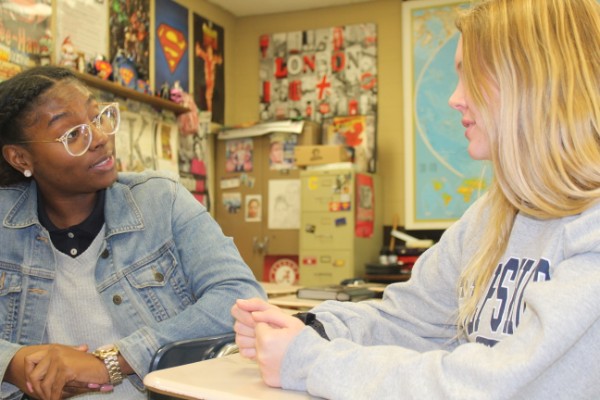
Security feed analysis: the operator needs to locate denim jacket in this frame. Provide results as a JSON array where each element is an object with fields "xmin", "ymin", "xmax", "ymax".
[{"xmin": 0, "ymin": 171, "xmax": 266, "ymax": 399}]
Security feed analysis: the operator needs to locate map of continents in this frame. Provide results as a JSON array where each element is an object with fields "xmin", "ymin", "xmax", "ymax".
[{"xmin": 410, "ymin": 2, "xmax": 491, "ymax": 227}]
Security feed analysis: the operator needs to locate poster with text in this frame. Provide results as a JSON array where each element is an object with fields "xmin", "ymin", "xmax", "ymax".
[
  {"xmin": 0, "ymin": 0, "xmax": 52, "ymax": 79},
  {"xmin": 193, "ymin": 13, "xmax": 224, "ymax": 124},
  {"xmin": 56, "ymin": 0, "xmax": 108, "ymax": 68},
  {"xmin": 154, "ymin": 0, "xmax": 189, "ymax": 93},
  {"xmin": 259, "ymin": 24, "xmax": 377, "ymax": 124}
]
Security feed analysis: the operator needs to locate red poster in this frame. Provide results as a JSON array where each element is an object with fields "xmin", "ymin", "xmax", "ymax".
[{"xmin": 355, "ymin": 173, "xmax": 374, "ymax": 238}]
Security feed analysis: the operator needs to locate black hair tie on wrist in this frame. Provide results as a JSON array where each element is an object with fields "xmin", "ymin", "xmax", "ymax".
[{"xmin": 293, "ymin": 312, "xmax": 330, "ymax": 340}]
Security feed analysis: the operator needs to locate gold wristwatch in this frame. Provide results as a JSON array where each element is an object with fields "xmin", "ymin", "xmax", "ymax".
[{"xmin": 93, "ymin": 345, "xmax": 124, "ymax": 385}]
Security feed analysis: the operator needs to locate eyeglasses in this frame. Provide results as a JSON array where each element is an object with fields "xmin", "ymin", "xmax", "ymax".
[{"xmin": 15, "ymin": 102, "xmax": 120, "ymax": 157}]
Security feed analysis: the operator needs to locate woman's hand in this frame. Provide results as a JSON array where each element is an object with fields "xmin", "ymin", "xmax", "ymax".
[
  {"xmin": 252, "ymin": 307, "xmax": 305, "ymax": 388},
  {"xmin": 22, "ymin": 344, "xmax": 110, "ymax": 400},
  {"xmin": 231, "ymin": 298, "xmax": 278, "ymax": 359}
]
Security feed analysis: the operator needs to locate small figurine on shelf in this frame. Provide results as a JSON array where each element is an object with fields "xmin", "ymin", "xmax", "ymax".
[
  {"xmin": 58, "ymin": 36, "xmax": 78, "ymax": 69},
  {"xmin": 168, "ymin": 81, "xmax": 200, "ymax": 135},
  {"xmin": 112, "ymin": 49, "xmax": 138, "ymax": 89},
  {"xmin": 159, "ymin": 81, "xmax": 170, "ymax": 100},
  {"xmin": 76, "ymin": 53, "xmax": 86, "ymax": 73},
  {"xmin": 169, "ymin": 81, "xmax": 183, "ymax": 103},
  {"xmin": 91, "ymin": 54, "xmax": 113, "ymax": 80},
  {"xmin": 38, "ymin": 29, "xmax": 52, "ymax": 66},
  {"xmin": 137, "ymin": 79, "xmax": 151, "ymax": 95}
]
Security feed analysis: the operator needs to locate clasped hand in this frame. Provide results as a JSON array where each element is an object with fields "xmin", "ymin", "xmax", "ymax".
[
  {"xmin": 231, "ymin": 298, "xmax": 304, "ymax": 388},
  {"xmin": 12, "ymin": 344, "xmax": 112, "ymax": 400}
]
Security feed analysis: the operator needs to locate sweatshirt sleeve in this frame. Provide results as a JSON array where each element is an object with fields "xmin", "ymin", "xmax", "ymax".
[{"xmin": 279, "ymin": 202, "xmax": 600, "ymax": 400}]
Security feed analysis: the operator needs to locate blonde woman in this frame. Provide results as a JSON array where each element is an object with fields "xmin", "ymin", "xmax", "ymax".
[{"xmin": 232, "ymin": 0, "xmax": 600, "ymax": 398}]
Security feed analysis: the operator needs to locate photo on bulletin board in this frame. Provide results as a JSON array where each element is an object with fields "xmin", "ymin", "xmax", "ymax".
[
  {"xmin": 154, "ymin": 0, "xmax": 189, "ymax": 93},
  {"xmin": 268, "ymin": 180, "xmax": 300, "ymax": 230},
  {"xmin": 0, "ymin": 0, "xmax": 52, "ymax": 79},
  {"xmin": 225, "ymin": 138, "xmax": 253, "ymax": 173},
  {"xmin": 193, "ymin": 13, "xmax": 225, "ymax": 124},
  {"xmin": 258, "ymin": 23, "xmax": 377, "ymax": 124},
  {"xmin": 245, "ymin": 194, "xmax": 262, "ymax": 222},
  {"xmin": 222, "ymin": 192, "xmax": 241, "ymax": 214},
  {"xmin": 269, "ymin": 132, "xmax": 297, "ymax": 171},
  {"xmin": 402, "ymin": 0, "xmax": 491, "ymax": 229},
  {"xmin": 109, "ymin": 0, "xmax": 150, "ymax": 83}
]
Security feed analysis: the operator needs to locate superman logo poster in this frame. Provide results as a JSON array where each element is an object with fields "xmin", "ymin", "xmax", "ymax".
[{"xmin": 154, "ymin": 0, "xmax": 189, "ymax": 92}]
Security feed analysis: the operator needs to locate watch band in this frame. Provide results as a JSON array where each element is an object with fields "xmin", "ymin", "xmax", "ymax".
[
  {"xmin": 293, "ymin": 312, "xmax": 330, "ymax": 340},
  {"xmin": 93, "ymin": 345, "xmax": 124, "ymax": 385}
]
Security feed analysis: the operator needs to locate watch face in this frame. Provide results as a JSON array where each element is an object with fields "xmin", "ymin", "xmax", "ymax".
[{"xmin": 97, "ymin": 344, "xmax": 118, "ymax": 352}]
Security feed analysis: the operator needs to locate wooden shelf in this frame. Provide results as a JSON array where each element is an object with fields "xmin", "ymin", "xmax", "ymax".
[{"xmin": 72, "ymin": 71, "xmax": 190, "ymax": 115}]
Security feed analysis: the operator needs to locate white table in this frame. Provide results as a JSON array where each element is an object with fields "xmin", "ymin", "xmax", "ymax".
[
  {"xmin": 259, "ymin": 281, "xmax": 303, "ymax": 297},
  {"xmin": 267, "ymin": 294, "xmax": 324, "ymax": 310},
  {"xmin": 144, "ymin": 353, "xmax": 322, "ymax": 399}
]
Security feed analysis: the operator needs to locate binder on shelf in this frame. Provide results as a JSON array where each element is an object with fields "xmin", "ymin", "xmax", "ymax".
[{"xmin": 296, "ymin": 285, "xmax": 376, "ymax": 302}]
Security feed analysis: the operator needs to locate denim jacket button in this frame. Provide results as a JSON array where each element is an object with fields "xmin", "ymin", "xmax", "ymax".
[
  {"xmin": 101, "ymin": 249, "xmax": 110, "ymax": 259},
  {"xmin": 112, "ymin": 295, "xmax": 122, "ymax": 305},
  {"xmin": 154, "ymin": 272, "xmax": 164, "ymax": 282}
]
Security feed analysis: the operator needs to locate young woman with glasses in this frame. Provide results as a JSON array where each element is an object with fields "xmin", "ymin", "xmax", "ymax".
[
  {"xmin": 232, "ymin": 0, "xmax": 600, "ymax": 398},
  {"xmin": 0, "ymin": 65, "xmax": 266, "ymax": 400}
]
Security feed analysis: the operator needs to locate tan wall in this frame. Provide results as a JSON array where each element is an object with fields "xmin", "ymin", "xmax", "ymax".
[
  {"xmin": 232, "ymin": 0, "xmax": 406, "ymax": 227},
  {"xmin": 176, "ymin": 0, "xmax": 406, "ymax": 227}
]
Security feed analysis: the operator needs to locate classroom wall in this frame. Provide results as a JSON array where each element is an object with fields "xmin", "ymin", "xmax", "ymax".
[
  {"xmin": 178, "ymin": 0, "xmax": 407, "ymax": 227},
  {"xmin": 231, "ymin": 0, "xmax": 406, "ymax": 227}
]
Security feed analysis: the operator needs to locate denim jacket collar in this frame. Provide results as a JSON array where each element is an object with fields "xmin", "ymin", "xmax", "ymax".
[{"xmin": 3, "ymin": 180, "xmax": 145, "ymax": 236}]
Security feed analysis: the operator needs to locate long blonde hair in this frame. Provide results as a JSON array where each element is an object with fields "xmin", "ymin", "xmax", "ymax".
[{"xmin": 456, "ymin": 0, "xmax": 600, "ymax": 330}]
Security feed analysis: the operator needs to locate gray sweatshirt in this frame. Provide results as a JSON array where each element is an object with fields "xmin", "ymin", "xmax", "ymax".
[{"xmin": 281, "ymin": 195, "xmax": 600, "ymax": 399}]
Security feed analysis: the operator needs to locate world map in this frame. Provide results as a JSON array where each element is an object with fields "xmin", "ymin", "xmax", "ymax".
[{"xmin": 404, "ymin": 0, "xmax": 492, "ymax": 229}]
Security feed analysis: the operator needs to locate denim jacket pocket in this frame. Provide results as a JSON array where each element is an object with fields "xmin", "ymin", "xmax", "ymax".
[
  {"xmin": 0, "ymin": 269, "xmax": 23, "ymax": 341},
  {"xmin": 124, "ymin": 248, "xmax": 194, "ymax": 322}
]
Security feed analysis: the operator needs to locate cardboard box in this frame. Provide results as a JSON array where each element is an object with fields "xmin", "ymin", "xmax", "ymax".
[
  {"xmin": 294, "ymin": 145, "xmax": 351, "ymax": 166},
  {"xmin": 297, "ymin": 121, "xmax": 321, "ymax": 146}
]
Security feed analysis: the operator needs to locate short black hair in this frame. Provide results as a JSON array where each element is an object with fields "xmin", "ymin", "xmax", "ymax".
[{"xmin": 0, "ymin": 66, "xmax": 77, "ymax": 186}]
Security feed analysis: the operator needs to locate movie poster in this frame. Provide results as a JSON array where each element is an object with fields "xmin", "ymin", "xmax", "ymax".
[
  {"xmin": 108, "ymin": 0, "xmax": 150, "ymax": 83},
  {"xmin": 259, "ymin": 23, "xmax": 377, "ymax": 124},
  {"xmin": 0, "ymin": 0, "xmax": 52, "ymax": 79},
  {"xmin": 193, "ymin": 14, "xmax": 225, "ymax": 124},
  {"xmin": 154, "ymin": 0, "xmax": 189, "ymax": 93}
]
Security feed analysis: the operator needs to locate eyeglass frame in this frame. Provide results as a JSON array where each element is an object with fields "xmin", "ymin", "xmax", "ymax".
[{"xmin": 13, "ymin": 102, "xmax": 120, "ymax": 157}]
